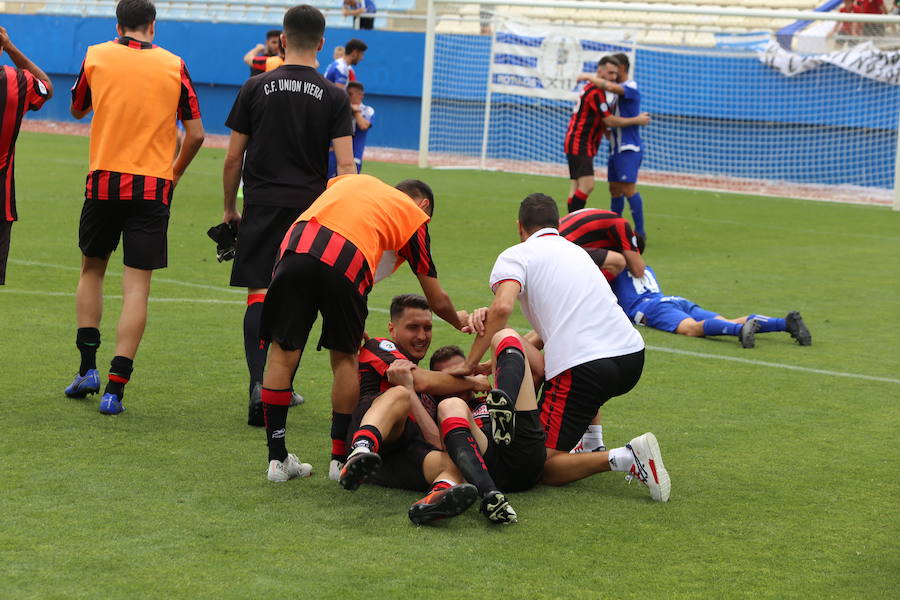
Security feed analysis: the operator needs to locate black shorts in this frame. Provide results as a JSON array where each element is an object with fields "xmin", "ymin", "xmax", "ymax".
[
  {"xmin": 567, "ymin": 153, "xmax": 595, "ymax": 180},
  {"xmin": 78, "ymin": 199, "xmax": 170, "ymax": 270},
  {"xmin": 0, "ymin": 220, "xmax": 11, "ymax": 285},
  {"xmin": 539, "ymin": 350, "xmax": 645, "ymax": 451},
  {"xmin": 230, "ymin": 204, "xmax": 303, "ymax": 289},
  {"xmin": 348, "ymin": 394, "xmax": 436, "ymax": 492},
  {"xmin": 482, "ymin": 409, "xmax": 547, "ymax": 492},
  {"xmin": 260, "ymin": 251, "xmax": 367, "ymax": 354}
]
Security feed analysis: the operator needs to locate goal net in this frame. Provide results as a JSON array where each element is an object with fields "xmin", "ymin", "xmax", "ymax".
[{"xmin": 420, "ymin": 3, "xmax": 900, "ymax": 205}]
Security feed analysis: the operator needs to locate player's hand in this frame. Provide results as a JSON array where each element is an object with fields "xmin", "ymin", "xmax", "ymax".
[
  {"xmin": 455, "ymin": 309, "xmax": 471, "ymax": 332},
  {"xmin": 445, "ymin": 360, "xmax": 476, "ymax": 377},
  {"xmin": 469, "ymin": 374, "xmax": 491, "ymax": 392},
  {"xmin": 0, "ymin": 26, "xmax": 10, "ymax": 50},
  {"xmin": 223, "ymin": 208, "xmax": 242, "ymax": 227},
  {"xmin": 387, "ymin": 359, "xmax": 417, "ymax": 388},
  {"xmin": 254, "ymin": 43, "xmax": 265, "ymax": 54},
  {"xmin": 462, "ymin": 307, "xmax": 488, "ymax": 336},
  {"xmin": 636, "ymin": 112, "xmax": 651, "ymax": 126},
  {"xmin": 474, "ymin": 361, "xmax": 493, "ymax": 376}
]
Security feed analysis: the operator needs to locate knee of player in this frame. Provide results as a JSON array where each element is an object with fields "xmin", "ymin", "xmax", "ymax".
[
  {"xmin": 491, "ymin": 328, "xmax": 521, "ymax": 348},
  {"xmin": 676, "ymin": 318, "xmax": 704, "ymax": 337},
  {"xmin": 437, "ymin": 396, "xmax": 468, "ymax": 421},
  {"xmin": 580, "ymin": 180, "xmax": 595, "ymax": 194},
  {"xmin": 383, "ymin": 385, "xmax": 411, "ymax": 409}
]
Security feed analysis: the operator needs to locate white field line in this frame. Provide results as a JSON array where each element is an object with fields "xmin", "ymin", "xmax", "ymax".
[{"xmin": 2, "ymin": 285, "xmax": 898, "ymax": 386}]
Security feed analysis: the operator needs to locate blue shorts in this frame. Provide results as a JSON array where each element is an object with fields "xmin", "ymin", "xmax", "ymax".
[
  {"xmin": 327, "ymin": 151, "xmax": 363, "ymax": 179},
  {"xmin": 632, "ymin": 296, "xmax": 720, "ymax": 333},
  {"xmin": 607, "ymin": 151, "xmax": 643, "ymax": 184}
]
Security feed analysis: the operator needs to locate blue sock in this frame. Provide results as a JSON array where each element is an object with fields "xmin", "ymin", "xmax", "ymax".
[
  {"xmin": 610, "ymin": 195, "xmax": 625, "ymax": 215},
  {"xmin": 628, "ymin": 193, "xmax": 644, "ymax": 235},
  {"xmin": 702, "ymin": 319, "xmax": 741, "ymax": 337},
  {"xmin": 747, "ymin": 314, "xmax": 786, "ymax": 333}
]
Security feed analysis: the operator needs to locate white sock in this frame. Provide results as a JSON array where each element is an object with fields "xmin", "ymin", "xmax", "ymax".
[
  {"xmin": 607, "ymin": 447, "xmax": 634, "ymax": 472},
  {"xmin": 582, "ymin": 424, "xmax": 605, "ymax": 449}
]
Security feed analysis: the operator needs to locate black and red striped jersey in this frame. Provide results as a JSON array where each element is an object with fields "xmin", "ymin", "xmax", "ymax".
[
  {"xmin": 559, "ymin": 208, "xmax": 637, "ymax": 252},
  {"xmin": 280, "ymin": 218, "xmax": 437, "ymax": 298},
  {"xmin": 1, "ymin": 66, "xmax": 49, "ymax": 221},
  {"xmin": 358, "ymin": 336, "xmax": 437, "ymax": 420},
  {"xmin": 563, "ymin": 84, "xmax": 612, "ymax": 157}
]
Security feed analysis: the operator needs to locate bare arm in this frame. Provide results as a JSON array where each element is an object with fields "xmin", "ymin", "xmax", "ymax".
[
  {"xmin": 387, "ymin": 361, "xmax": 441, "ymax": 448},
  {"xmin": 623, "ymin": 249, "xmax": 645, "ymax": 278},
  {"xmin": 457, "ymin": 280, "xmax": 519, "ymax": 373},
  {"xmin": 577, "ymin": 73, "xmax": 625, "ymax": 96},
  {"xmin": 604, "ymin": 113, "xmax": 650, "ymax": 128},
  {"xmin": 222, "ymin": 131, "xmax": 248, "ymax": 224},
  {"xmin": 411, "ymin": 368, "xmax": 490, "ymax": 396},
  {"xmin": 417, "ymin": 274, "xmax": 467, "ymax": 331},
  {"xmin": 0, "ymin": 29, "xmax": 53, "ymax": 99},
  {"xmin": 343, "ymin": 6, "xmax": 367, "ymax": 16},
  {"xmin": 332, "ymin": 135, "xmax": 356, "ymax": 175},
  {"xmin": 603, "ymin": 250, "xmax": 626, "ymax": 278},
  {"xmin": 172, "ymin": 118, "xmax": 204, "ymax": 187},
  {"xmin": 243, "ymin": 44, "xmax": 265, "ymax": 67}
]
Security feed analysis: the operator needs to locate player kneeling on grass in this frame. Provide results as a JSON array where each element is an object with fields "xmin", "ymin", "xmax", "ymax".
[
  {"xmin": 610, "ymin": 265, "xmax": 812, "ymax": 349},
  {"xmin": 447, "ymin": 193, "xmax": 670, "ymax": 502}
]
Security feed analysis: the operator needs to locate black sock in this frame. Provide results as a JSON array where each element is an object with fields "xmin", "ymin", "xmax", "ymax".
[
  {"xmin": 331, "ymin": 412, "xmax": 352, "ymax": 461},
  {"xmin": 442, "ymin": 419, "xmax": 497, "ymax": 497},
  {"xmin": 262, "ymin": 387, "xmax": 291, "ymax": 462},
  {"xmin": 349, "ymin": 424, "xmax": 382, "ymax": 454},
  {"xmin": 104, "ymin": 355, "xmax": 133, "ymax": 398},
  {"xmin": 244, "ymin": 301, "xmax": 268, "ymax": 393},
  {"xmin": 76, "ymin": 327, "xmax": 101, "ymax": 376},
  {"xmin": 567, "ymin": 189, "xmax": 588, "ymax": 213},
  {"xmin": 495, "ymin": 344, "xmax": 525, "ymax": 405}
]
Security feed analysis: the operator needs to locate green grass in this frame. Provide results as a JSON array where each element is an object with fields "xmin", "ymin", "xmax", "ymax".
[{"xmin": 2, "ymin": 131, "xmax": 899, "ymax": 598}]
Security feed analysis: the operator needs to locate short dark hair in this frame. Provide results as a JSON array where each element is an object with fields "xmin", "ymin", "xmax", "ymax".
[
  {"xmin": 390, "ymin": 294, "xmax": 430, "ymax": 320},
  {"xmin": 518, "ymin": 193, "xmax": 559, "ymax": 232},
  {"xmin": 395, "ymin": 179, "xmax": 435, "ymax": 217},
  {"xmin": 612, "ymin": 52, "xmax": 630, "ymax": 72},
  {"xmin": 429, "ymin": 345, "xmax": 465, "ymax": 370},
  {"xmin": 635, "ymin": 232, "xmax": 646, "ymax": 254},
  {"xmin": 116, "ymin": 0, "xmax": 156, "ymax": 31},
  {"xmin": 345, "ymin": 38, "xmax": 368, "ymax": 54},
  {"xmin": 598, "ymin": 55, "xmax": 620, "ymax": 68},
  {"xmin": 346, "ymin": 81, "xmax": 364, "ymax": 93},
  {"xmin": 266, "ymin": 29, "xmax": 282, "ymax": 39},
  {"xmin": 283, "ymin": 5, "xmax": 325, "ymax": 51}
]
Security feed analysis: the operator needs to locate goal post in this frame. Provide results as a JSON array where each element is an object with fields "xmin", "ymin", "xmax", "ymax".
[{"xmin": 419, "ymin": 0, "xmax": 900, "ymax": 209}]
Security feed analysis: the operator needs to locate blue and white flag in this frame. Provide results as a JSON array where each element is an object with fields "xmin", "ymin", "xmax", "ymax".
[{"xmin": 489, "ymin": 20, "xmax": 630, "ymax": 101}]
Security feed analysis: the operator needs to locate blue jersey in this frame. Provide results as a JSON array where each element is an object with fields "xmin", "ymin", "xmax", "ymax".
[
  {"xmin": 610, "ymin": 80, "xmax": 642, "ymax": 154},
  {"xmin": 352, "ymin": 103, "xmax": 375, "ymax": 163},
  {"xmin": 324, "ymin": 57, "xmax": 354, "ymax": 86},
  {"xmin": 610, "ymin": 265, "xmax": 664, "ymax": 320}
]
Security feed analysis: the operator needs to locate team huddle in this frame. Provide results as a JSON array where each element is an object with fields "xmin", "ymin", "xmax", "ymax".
[{"xmin": 0, "ymin": 0, "xmax": 813, "ymax": 527}]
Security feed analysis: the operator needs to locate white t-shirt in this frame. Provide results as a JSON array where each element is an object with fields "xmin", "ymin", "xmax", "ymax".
[{"xmin": 489, "ymin": 227, "xmax": 644, "ymax": 380}]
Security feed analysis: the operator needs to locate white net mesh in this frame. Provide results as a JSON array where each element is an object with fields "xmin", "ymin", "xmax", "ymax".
[{"xmin": 424, "ymin": 11, "xmax": 900, "ymax": 204}]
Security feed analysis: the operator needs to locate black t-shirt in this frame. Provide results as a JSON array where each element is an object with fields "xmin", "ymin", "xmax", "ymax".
[{"xmin": 226, "ymin": 65, "xmax": 352, "ymax": 208}]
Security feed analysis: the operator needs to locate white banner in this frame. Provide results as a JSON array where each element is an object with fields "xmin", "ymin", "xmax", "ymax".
[
  {"xmin": 759, "ymin": 40, "xmax": 900, "ymax": 85},
  {"xmin": 489, "ymin": 20, "xmax": 630, "ymax": 101}
]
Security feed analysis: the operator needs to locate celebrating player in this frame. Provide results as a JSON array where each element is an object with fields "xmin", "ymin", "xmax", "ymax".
[
  {"xmin": 0, "ymin": 26, "xmax": 52, "ymax": 287},
  {"xmin": 243, "ymin": 29, "xmax": 284, "ymax": 77},
  {"xmin": 222, "ymin": 4, "xmax": 356, "ymax": 426},
  {"xmin": 448, "ymin": 193, "xmax": 671, "ymax": 502},
  {"xmin": 257, "ymin": 174, "xmax": 472, "ymax": 484},
  {"xmin": 611, "ymin": 265, "xmax": 812, "ymax": 349},
  {"xmin": 327, "ymin": 81, "xmax": 374, "ymax": 177},
  {"xmin": 608, "ymin": 53, "xmax": 647, "ymax": 236},
  {"xmin": 564, "ymin": 56, "xmax": 650, "ymax": 214},
  {"xmin": 65, "ymin": 0, "xmax": 205, "ymax": 414},
  {"xmin": 324, "ymin": 37, "xmax": 367, "ymax": 88}
]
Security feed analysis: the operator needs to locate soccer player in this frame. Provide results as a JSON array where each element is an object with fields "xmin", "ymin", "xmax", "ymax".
[
  {"xmin": 327, "ymin": 81, "xmax": 373, "ymax": 177},
  {"xmin": 65, "ymin": 0, "xmax": 204, "ymax": 414},
  {"xmin": 0, "ymin": 26, "xmax": 53, "ymax": 286},
  {"xmin": 564, "ymin": 56, "xmax": 650, "ymax": 214},
  {"xmin": 447, "ymin": 193, "xmax": 671, "ymax": 502},
  {"xmin": 324, "ymin": 38, "xmax": 366, "ymax": 88},
  {"xmin": 610, "ymin": 264, "xmax": 812, "ymax": 349},
  {"xmin": 244, "ymin": 29, "xmax": 284, "ymax": 77},
  {"xmin": 559, "ymin": 207, "xmax": 645, "ymax": 282},
  {"xmin": 607, "ymin": 53, "xmax": 646, "ymax": 237},
  {"xmin": 339, "ymin": 294, "xmax": 500, "ymax": 524},
  {"xmin": 222, "ymin": 4, "xmax": 356, "ymax": 426},
  {"xmin": 243, "ymin": 29, "xmax": 285, "ymax": 77},
  {"xmin": 258, "ymin": 174, "xmax": 472, "ymax": 483}
]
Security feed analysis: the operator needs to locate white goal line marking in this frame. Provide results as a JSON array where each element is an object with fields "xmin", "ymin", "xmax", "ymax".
[{"xmin": 5, "ymin": 261, "xmax": 898, "ymax": 386}]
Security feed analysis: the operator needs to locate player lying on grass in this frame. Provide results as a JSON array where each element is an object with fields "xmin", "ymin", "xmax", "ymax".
[
  {"xmin": 610, "ymin": 264, "xmax": 812, "ymax": 349},
  {"xmin": 446, "ymin": 193, "xmax": 670, "ymax": 502},
  {"xmin": 338, "ymin": 294, "xmax": 516, "ymax": 525}
]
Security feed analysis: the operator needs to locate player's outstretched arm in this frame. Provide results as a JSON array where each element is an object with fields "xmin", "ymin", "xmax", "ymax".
[
  {"xmin": 577, "ymin": 73, "xmax": 625, "ymax": 95},
  {"xmin": 452, "ymin": 280, "xmax": 520, "ymax": 375},
  {"xmin": 222, "ymin": 131, "xmax": 248, "ymax": 224},
  {"xmin": 243, "ymin": 44, "xmax": 265, "ymax": 67},
  {"xmin": 604, "ymin": 113, "xmax": 651, "ymax": 128},
  {"xmin": 411, "ymin": 368, "xmax": 490, "ymax": 397},
  {"xmin": 417, "ymin": 274, "xmax": 467, "ymax": 331}
]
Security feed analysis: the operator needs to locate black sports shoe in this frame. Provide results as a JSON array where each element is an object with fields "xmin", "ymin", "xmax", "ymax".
[
  {"xmin": 408, "ymin": 483, "xmax": 478, "ymax": 525},
  {"xmin": 785, "ymin": 311, "xmax": 812, "ymax": 346},
  {"xmin": 480, "ymin": 490, "xmax": 517, "ymax": 524},
  {"xmin": 339, "ymin": 448, "xmax": 383, "ymax": 491},
  {"xmin": 739, "ymin": 318, "xmax": 761, "ymax": 349},
  {"xmin": 248, "ymin": 382, "xmax": 264, "ymax": 427},
  {"xmin": 487, "ymin": 389, "xmax": 515, "ymax": 446}
]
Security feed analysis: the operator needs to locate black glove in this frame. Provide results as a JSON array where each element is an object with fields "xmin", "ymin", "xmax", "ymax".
[{"xmin": 207, "ymin": 222, "xmax": 238, "ymax": 262}]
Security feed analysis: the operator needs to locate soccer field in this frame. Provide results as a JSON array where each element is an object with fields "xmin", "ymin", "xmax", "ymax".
[{"xmin": 2, "ymin": 131, "xmax": 898, "ymax": 598}]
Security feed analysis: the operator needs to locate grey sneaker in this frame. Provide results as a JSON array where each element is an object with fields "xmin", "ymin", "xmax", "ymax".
[
  {"xmin": 785, "ymin": 311, "xmax": 811, "ymax": 346},
  {"xmin": 739, "ymin": 318, "xmax": 761, "ymax": 349}
]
